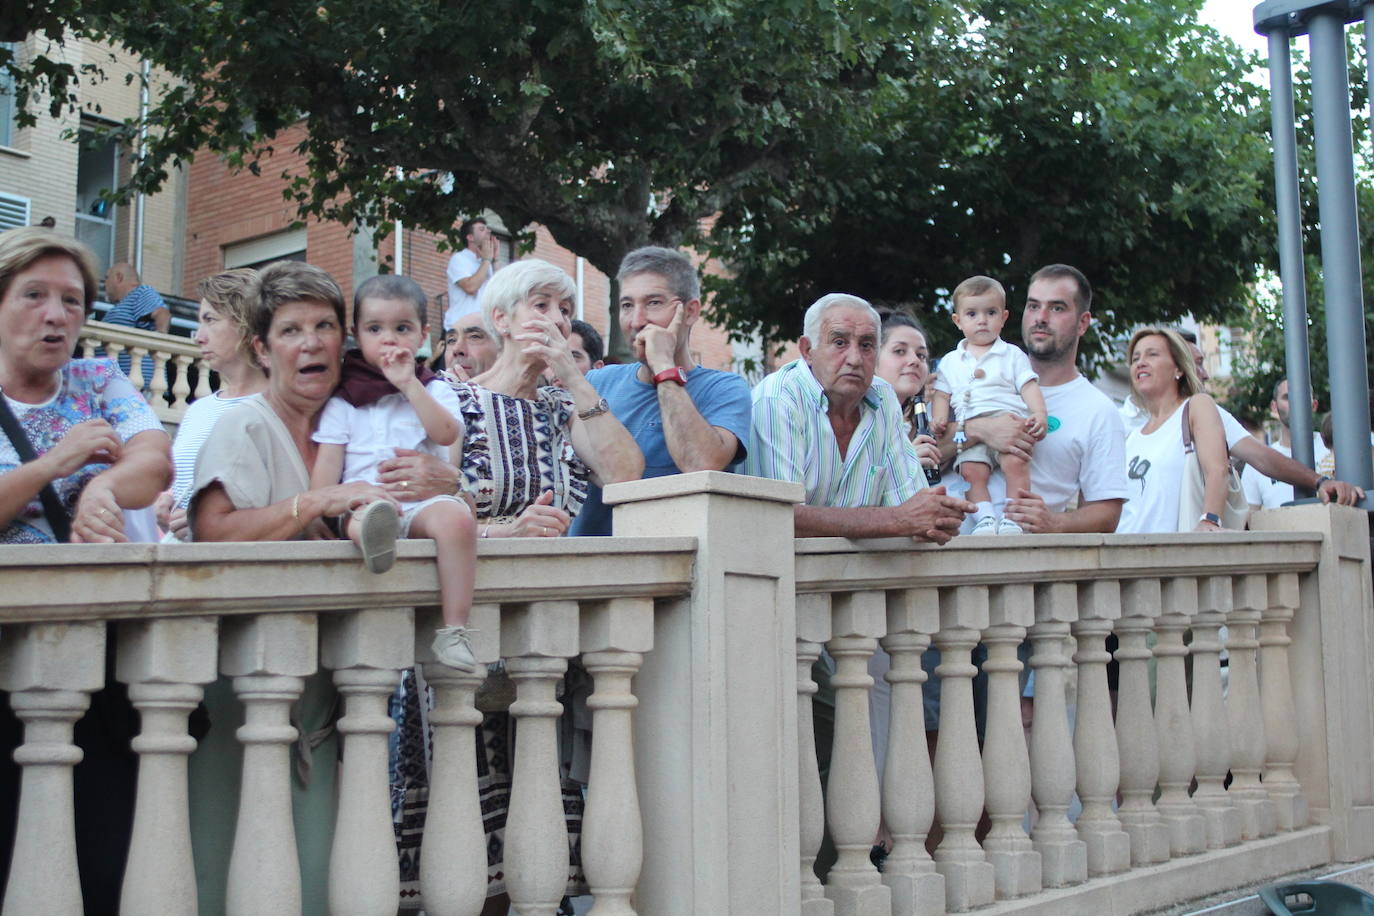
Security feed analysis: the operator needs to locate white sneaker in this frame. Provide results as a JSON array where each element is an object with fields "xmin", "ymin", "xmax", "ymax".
[
  {"xmin": 354, "ymin": 500, "xmax": 399, "ymax": 574},
  {"xmin": 997, "ymin": 517, "xmax": 1024, "ymax": 535},
  {"xmin": 971, "ymin": 515, "xmax": 997, "ymax": 536},
  {"xmin": 431, "ymin": 625, "xmax": 478, "ymax": 672}
]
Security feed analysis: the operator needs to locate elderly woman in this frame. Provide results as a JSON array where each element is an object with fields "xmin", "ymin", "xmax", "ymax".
[
  {"xmin": 1117, "ymin": 326, "xmax": 1231, "ymax": 533},
  {"xmin": 383, "ymin": 258, "xmax": 641, "ymax": 911},
  {"xmin": 186, "ymin": 260, "xmax": 395, "ymax": 915},
  {"xmin": 0, "ymin": 227, "xmax": 171, "ymax": 543},
  {"xmin": 160, "ymin": 268, "xmax": 268, "ymax": 540},
  {"xmin": 0, "ymin": 227, "xmax": 171, "ymax": 909}
]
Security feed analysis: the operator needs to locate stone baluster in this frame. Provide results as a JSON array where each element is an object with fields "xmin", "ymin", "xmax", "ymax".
[
  {"xmin": 147, "ymin": 349, "xmax": 170, "ymax": 408},
  {"xmin": 321, "ymin": 608, "xmax": 413, "ymax": 915},
  {"xmin": 0, "ymin": 622, "xmax": 106, "ymax": 916},
  {"xmin": 1192, "ymin": 576, "xmax": 1242, "ymax": 849},
  {"xmin": 580, "ymin": 597, "xmax": 653, "ymax": 916},
  {"xmin": 193, "ymin": 354, "xmax": 214, "ymax": 401},
  {"xmin": 1027, "ymin": 583, "xmax": 1086, "ymax": 888},
  {"xmin": 116, "ymin": 617, "xmax": 219, "ymax": 915},
  {"xmin": 1072, "ymin": 580, "xmax": 1130, "ymax": 876},
  {"xmin": 222, "ymin": 613, "xmax": 319, "ymax": 916},
  {"xmin": 1260, "ymin": 573, "xmax": 1308, "ymax": 831},
  {"xmin": 1114, "ymin": 580, "xmax": 1169, "ymax": 867},
  {"xmin": 104, "ymin": 339, "xmax": 126, "ymax": 372},
  {"xmin": 795, "ymin": 594, "xmax": 835, "ymax": 916},
  {"xmin": 80, "ymin": 335, "xmax": 98, "ymax": 359},
  {"xmin": 170, "ymin": 353, "xmax": 194, "ymax": 413},
  {"xmin": 981, "ymin": 585, "xmax": 1040, "ymax": 899},
  {"xmin": 503, "ymin": 600, "xmax": 579, "ymax": 915},
  {"xmin": 126, "ymin": 346, "xmax": 149, "ymax": 390},
  {"xmin": 932, "ymin": 585, "xmax": 995, "ymax": 912},
  {"xmin": 879, "ymin": 588, "xmax": 942, "ymax": 916},
  {"xmin": 1226, "ymin": 575, "xmax": 1277, "ymax": 841},
  {"xmin": 1153, "ymin": 579, "xmax": 1206, "ymax": 856},
  {"xmin": 419, "ymin": 603, "xmax": 500, "ymax": 916},
  {"xmin": 824, "ymin": 590, "xmax": 891, "ymax": 916}
]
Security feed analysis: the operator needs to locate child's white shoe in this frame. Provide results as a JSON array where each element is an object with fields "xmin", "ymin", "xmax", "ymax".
[
  {"xmin": 354, "ymin": 500, "xmax": 399, "ymax": 574},
  {"xmin": 970, "ymin": 515, "xmax": 998, "ymax": 536},
  {"xmin": 997, "ymin": 517, "xmax": 1024, "ymax": 535},
  {"xmin": 432, "ymin": 625, "xmax": 478, "ymax": 672}
]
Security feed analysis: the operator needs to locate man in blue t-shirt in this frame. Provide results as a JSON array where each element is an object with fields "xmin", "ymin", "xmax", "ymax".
[{"xmin": 569, "ymin": 247, "xmax": 752, "ymax": 536}]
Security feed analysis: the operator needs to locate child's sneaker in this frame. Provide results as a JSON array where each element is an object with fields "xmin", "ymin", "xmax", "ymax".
[
  {"xmin": 431, "ymin": 625, "xmax": 478, "ymax": 672},
  {"xmin": 970, "ymin": 515, "xmax": 997, "ymax": 536},
  {"xmin": 997, "ymin": 517, "xmax": 1024, "ymax": 535},
  {"xmin": 354, "ymin": 500, "xmax": 399, "ymax": 574}
]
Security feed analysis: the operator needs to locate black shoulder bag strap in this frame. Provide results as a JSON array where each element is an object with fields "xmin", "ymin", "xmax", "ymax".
[{"xmin": 0, "ymin": 395, "xmax": 72, "ymax": 542}]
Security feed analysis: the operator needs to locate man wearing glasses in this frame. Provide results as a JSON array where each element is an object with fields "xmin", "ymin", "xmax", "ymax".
[{"xmin": 569, "ymin": 246, "xmax": 753, "ymax": 536}]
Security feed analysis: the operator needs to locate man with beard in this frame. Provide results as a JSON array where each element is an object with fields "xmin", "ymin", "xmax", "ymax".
[{"xmin": 957, "ymin": 263, "xmax": 1129, "ymax": 533}]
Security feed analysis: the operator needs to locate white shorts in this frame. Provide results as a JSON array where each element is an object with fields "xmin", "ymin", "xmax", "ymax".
[{"xmin": 399, "ymin": 494, "xmax": 470, "ymax": 537}]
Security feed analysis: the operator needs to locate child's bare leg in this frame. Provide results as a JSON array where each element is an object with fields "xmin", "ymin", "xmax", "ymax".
[
  {"xmin": 960, "ymin": 461, "xmax": 993, "ymax": 504},
  {"xmin": 1000, "ymin": 453, "xmax": 1031, "ymax": 498},
  {"xmin": 408, "ymin": 500, "xmax": 477, "ymax": 628}
]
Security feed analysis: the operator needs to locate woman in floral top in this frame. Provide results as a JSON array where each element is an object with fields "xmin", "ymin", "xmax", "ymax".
[{"xmin": 0, "ymin": 227, "xmax": 170, "ymax": 543}]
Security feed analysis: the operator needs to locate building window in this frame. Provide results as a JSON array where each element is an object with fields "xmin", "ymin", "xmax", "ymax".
[
  {"xmin": 0, "ymin": 192, "xmax": 29, "ymax": 232},
  {"xmin": 0, "ymin": 43, "xmax": 18, "ymax": 149},
  {"xmin": 75, "ymin": 124, "xmax": 120, "ymax": 280},
  {"xmin": 223, "ymin": 228, "xmax": 308, "ymax": 270}
]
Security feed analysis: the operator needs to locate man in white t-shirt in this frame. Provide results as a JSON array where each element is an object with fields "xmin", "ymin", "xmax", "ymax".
[
  {"xmin": 443, "ymin": 217, "xmax": 497, "ymax": 330},
  {"xmin": 1242, "ymin": 377, "xmax": 1331, "ymax": 509},
  {"xmin": 958, "ymin": 264, "xmax": 1129, "ymax": 533}
]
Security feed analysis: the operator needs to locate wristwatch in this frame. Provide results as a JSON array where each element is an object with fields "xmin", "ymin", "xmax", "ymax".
[
  {"xmin": 1315, "ymin": 474, "xmax": 1333, "ymax": 490},
  {"xmin": 578, "ymin": 397, "xmax": 610, "ymax": 420},
  {"xmin": 653, "ymin": 366, "xmax": 688, "ymax": 386},
  {"xmin": 1199, "ymin": 512, "xmax": 1222, "ymax": 526}
]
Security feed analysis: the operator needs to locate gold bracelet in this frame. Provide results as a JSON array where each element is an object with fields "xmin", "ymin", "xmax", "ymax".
[{"xmin": 291, "ymin": 493, "xmax": 302, "ymax": 528}]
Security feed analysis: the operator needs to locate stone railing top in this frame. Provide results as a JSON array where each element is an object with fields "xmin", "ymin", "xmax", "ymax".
[
  {"xmin": 81, "ymin": 319, "xmax": 200, "ymax": 358},
  {"xmin": 0, "ymin": 536, "xmax": 698, "ymax": 624},
  {"xmin": 603, "ymin": 469, "xmax": 805, "ymax": 507}
]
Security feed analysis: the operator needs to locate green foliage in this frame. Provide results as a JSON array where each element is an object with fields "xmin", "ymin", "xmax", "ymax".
[{"xmin": 706, "ymin": 0, "xmax": 1274, "ymax": 371}]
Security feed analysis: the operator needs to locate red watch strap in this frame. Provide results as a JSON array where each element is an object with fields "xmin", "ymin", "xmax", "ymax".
[{"xmin": 653, "ymin": 367, "xmax": 687, "ymax": 386}]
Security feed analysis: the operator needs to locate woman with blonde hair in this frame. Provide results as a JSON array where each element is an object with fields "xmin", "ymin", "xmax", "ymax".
[{"xmin": 1117, "ymin": 326, "xmax": 1231, "ymax": 533}]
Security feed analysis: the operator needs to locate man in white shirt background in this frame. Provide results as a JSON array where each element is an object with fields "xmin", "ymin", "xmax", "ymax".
[{"xmin": 444, "ymin": 217, "xmax": 498, "ymax": 330}]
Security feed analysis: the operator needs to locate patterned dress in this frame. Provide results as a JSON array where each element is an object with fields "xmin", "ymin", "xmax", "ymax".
[
  {"xmin": 393, "ymin": 381, "xmax": 590, "ymax": 907},
  {"xmin": 0, "ymin": 359, "xmax": 162, "ymax": 543}
]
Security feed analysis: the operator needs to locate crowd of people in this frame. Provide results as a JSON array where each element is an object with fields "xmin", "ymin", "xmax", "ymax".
[{"xmin": 0, "ymin": 220, "xmax": 1369, "ymax": 912}]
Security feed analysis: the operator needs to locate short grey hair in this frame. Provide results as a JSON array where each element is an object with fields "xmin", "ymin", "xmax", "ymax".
[
  {"xmin": 803, "ymin": 293, "xmax": 882, "ymax": 345},
  {"xmin": 617, "ymin": 246, "xmax": 700, "ymax": 302},
  {"xmin": 479, "ymin": 259, "xmax": 577, "ymax": 340}
]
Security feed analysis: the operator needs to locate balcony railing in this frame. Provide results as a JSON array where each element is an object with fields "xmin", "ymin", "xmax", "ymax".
[
  {"xmin": 0, "ymin": 473, "xmax": 1371, "ymax": 915},
  {"xmin": 79, "ymin": 319, "xmax": 212, "ymax": 424}
]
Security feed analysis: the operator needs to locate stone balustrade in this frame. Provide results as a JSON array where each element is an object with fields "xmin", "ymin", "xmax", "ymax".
[
  {"xmin": 0, "ymin": 475, "xmax": 1370, "ymax": 916},
  {"xmin": 80, "ymin": 320, "xmax": 211, "ymax": 424}
]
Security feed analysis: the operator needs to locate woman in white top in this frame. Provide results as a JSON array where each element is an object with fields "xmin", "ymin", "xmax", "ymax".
[
  {"xmin": 160, "ymin": 269, "xmax": 267, "ymax": 539},
  {"xmin": 1117, "ymin": 326, "xmax": 1230, "ymax": 533}
]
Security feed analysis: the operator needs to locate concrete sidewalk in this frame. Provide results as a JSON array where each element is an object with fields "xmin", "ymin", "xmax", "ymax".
[{"xmin": 1148, "ymin": 860, "xmax": 1374, "ymax": 915}]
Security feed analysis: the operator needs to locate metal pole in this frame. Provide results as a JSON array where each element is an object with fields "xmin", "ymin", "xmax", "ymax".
[
  {"xmin": 1267, "ymin": 27, "xmax": 1317, "ymax": 484},
  {"xmin": 1308, "ymin": 11, "xmax": 1374, "ymax": 493}
]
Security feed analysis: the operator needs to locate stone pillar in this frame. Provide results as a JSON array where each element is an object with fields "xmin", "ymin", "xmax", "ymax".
[
  {"xmin": 1226, "ymin": 575, "xmax": 1277, "ymax": 841},
  {"xmin": 932, "ymin": 585, "xmax": 995, "ymax": 912},
  {"xmin": 1114, "ymin": 580, "xmax": 1169, "ymax": 867},
  {"xmin": 1252, "ymin": 504, "xmax": 1374, "ymax": 861},
  {"xmin": 117, "ymin": 617, "xmax": 220, "ymax": 915},
  {"xmin": 320, "ymin": 608, "xmax": 413, "ymax": 915},
  {"xmin": 611, "ymin": 472, "xmax": 803, "ymax": 915},
  {"xmin": 880, "ymin": 588, "xmax": 943, "ymax": 916},
  {"xmin": 981, "ymin": 585, "xmax": 1039, "ymax": 899},
  {"xmin": 1191, "ymin": 577, "xmax": 1242, "ymax": 850},
  {"xmin": 1027, "ymin": 583, "xmax": 1086, "ymax": 888},
  {"xmin": 221, "ymin": 613, "xmax": 319, "ymax": 916},
  {"xmin": 796, "ymin": 594, "xmax": 836, "ymax": 916},
  {"xmin": 824, "ymin": 590, "xmax": 891, "ymax": 916},
  {"xmin": 503, "ymin": 601, "xmax": 579, "ymax": 914},
  {"xmin": 580, "ymin": 597, "xmax": 654, "ymax": 916},
  {"xmin": 1153, "ymin": 578, "xmax": 1206, "ymax": 857},
  {"xmin": 0, "ymin": 621, "xmax": 106, "ymax": 916},
  {"xmin": 1072, "ymin": 580, "xmax": 1130, "ymax": 876},
  {"xmin": 1258, "ymin": 573, "xmax": 1307, "ymax": 832},
  {"xmin": 418, "ymin": 603, "xmax": 500, "ymax": 916}
]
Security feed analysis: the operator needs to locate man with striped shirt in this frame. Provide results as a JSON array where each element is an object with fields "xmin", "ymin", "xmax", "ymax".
[{"xmin": 746, "ymin": 293, "xmax": 973, "ymax": 540}]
